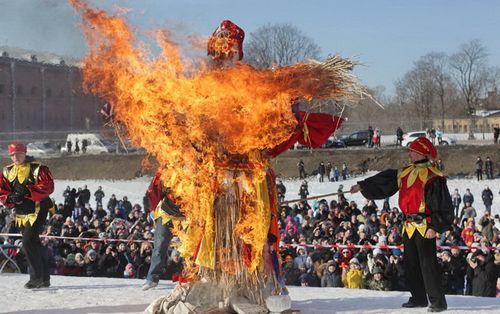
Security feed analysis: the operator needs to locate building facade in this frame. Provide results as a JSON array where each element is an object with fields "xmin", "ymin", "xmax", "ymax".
[{"xmin": 0, "ymin": 53, "xmax": 103, "ymax": 142}]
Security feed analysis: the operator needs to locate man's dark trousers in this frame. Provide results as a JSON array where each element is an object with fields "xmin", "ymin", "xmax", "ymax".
[
  {"xmin": 21, "ymin": 206, "xmax": 50, "ymax": 283},
  {"xmin": 403, "ymin": 231, "xmax": 447, "ymax": 308}
]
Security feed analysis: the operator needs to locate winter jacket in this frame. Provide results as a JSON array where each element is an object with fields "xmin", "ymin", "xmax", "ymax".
[
  {"xmin": 482, "ymin": 189, "xmax": 493, "ymax": 206},
  {"xmin": 342, "ymin": 269, "xmax": 364, "ymax": 289},
  {"xmin": 462, "ymin": 193, "xmax": 474, "ymax": 205},
  {"xmin": 472, "ymin": 254, "xmax": 497, "ymax": 297},
  {"xmin": 478, "ymin": 216, "xmax": 495, "ymax": 241},
  {"xmin": 321, "ymin": 270, "xmax": 342, "ymax": 287},
  {"xmin": 367, "ymin": 277, "xmax": 391, "ymax": 291}
]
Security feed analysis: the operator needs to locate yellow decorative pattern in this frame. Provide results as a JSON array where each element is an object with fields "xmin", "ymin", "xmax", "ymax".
[
  {"xmin": 6, "ymin": 163, "xmax": 31, "ymax": 183},
  {"xmin": 15, "ymin": 201, "xmax": 40, "ymax": 227},
  {"xmin": 403, "ymin": 220, "xmax": 428, "ymax": 239}
]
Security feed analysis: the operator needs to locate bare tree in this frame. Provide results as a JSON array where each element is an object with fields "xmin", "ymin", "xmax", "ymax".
[
  {"xmin": 450, "ymin": 39, "xmax": 489, "ymax": 139},
  {"xmin": 418, "ymin": 52, "xmax": 454, "ymax": 129},
  {"xmin": 245, "ymin": 24, "xmax": 321, "ymax": 68},
  {"xmin": 395, "ymin": 64, "xmax": 436, "ymax": 130}
]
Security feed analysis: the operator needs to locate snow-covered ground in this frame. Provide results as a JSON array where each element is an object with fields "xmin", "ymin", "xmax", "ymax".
[
  {"xmin": 54, "ymin": 174, "xmax": 500, "ymax": 217},
  {"xmin": 380, "ymin": 132, "xmax": 494, "ymax": 144},
  {"xmin": 0, "ymin": 273, "xmax": 498, "ymax": 314}
]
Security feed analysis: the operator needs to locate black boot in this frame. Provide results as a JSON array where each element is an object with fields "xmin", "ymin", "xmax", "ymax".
[
  {"xmin": 402, "ymin": 298, "xmax": 428, "ymax": 308},
  {"xmin": 24, "ymin": 279, "xmax": 44, "ymax": 289},
  {"xmin": 427, "ymin": 304, "xmax": 447, "ymax": 312},
  {"xmin": 42, "ymin": 280, "xmax": 51, "ymax": 288}
]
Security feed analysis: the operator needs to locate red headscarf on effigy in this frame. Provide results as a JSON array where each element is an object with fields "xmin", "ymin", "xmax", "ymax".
[{"xmin": 207, "ymin": 20, "xmax": 245, "ymax": 61}]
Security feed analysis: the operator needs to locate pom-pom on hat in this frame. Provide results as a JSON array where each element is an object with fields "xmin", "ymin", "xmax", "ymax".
[{"xmin": 408, "ymin": 137, "xmax": 437, "ymax": 159}]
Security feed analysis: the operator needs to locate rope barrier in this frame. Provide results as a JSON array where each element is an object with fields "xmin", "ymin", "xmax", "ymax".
[
  {"xmin": 282, "ymin": 243, "xmax": 498, "ymax": 251},
  {"xmin": 1, "ymin": 233, "xmax": 496, "ymax": 252}
]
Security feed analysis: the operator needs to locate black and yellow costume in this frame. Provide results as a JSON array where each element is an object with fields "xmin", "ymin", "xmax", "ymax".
[
  {"xmin": 357, "ymin": 159, "xmax": 454, "ymax": 311},
  {"xmin": 0, "ymin": 156, "xmax": 55, "ymax": 288}
]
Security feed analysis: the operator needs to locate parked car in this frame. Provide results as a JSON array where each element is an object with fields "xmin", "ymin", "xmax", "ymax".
[
  {"xmin": 340, "ymin": 130, "xmax": 370, "ymax": 146},
  {"xmin": 401, "ymin": 131, "xmax": 457, "ymax": 147},
  {"xmin": 27, "ymin": 141, "xmax": 60, "ymax": 157},
  {"xmin": 321, "ymin": 137, "xmax": 346, "ymax": 148},
  {"xmin": 294, "ymin": 136, "xmax": 346, "ymax": 150},
  {"xmin": 61, "ymin": 133, "xmax": 110, "ymax": 155}
]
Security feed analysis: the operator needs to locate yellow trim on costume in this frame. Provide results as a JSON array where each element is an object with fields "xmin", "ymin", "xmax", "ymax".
[
  {"xmin": 398, "ymin": 162, "xmax": 442, "ymax": 189},
  {"xmin": 403, "ymin": 220, "xmax": 427, "ymax": 239},
  {"xmin": 16, "ymin": 201, "xmax": 40, "ymax": 227}
]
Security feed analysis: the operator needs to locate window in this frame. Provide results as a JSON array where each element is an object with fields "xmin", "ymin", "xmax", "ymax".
[
  {"xmin": 46, "ymin": 88, "xmax": 52, "ymax": 97},
  {"xmin": 16, "ymin": 85, "xmax": 23, "ymax": 96},
  {"xmin": 0, "ymin": 84, "xmax": 4, "ymax": 94},
  {"xmin": 31, "ymin": 86, "xmax": 37, "ymax": 96}
]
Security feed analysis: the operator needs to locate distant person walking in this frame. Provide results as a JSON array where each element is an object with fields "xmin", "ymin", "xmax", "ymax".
[
  {"xmin": 396, "ymin": 127, "xmax": 404, "ymax": 146},
  {"xmin": 481, "ymin": 186, "xmax": 493, "ymax": 214},
  {"xmin": 475, "ymin": 156, "xmax": 483, "ymax": 181},
  {"xmin": 451, "ymin": 189, "xmax": 461, "ymax": 218},
  {"xmin": 368, "ymin": 126, "xmax": 374, "ymax": 148},
  {"xmin": 297, "ymin": 159, "xmax": 306, "ymax": 179},
  {"xmin": 493, "ymin": 125, "xmax": 500, "ymax": 144},
  {"xmin": 485, "ymin": 156, "xmax": 493, "ymax": 179},
  {"xmin": 318, "ymin": 162, "xmax": 326, "ymax": 182}
]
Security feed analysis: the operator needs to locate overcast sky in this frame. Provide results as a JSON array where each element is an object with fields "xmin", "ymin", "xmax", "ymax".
[{"xmin": 0, "ymin": 0, "xmax": 499, "ymax": 95}]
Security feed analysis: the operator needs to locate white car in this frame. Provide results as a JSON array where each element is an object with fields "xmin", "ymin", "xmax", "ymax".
[{"xmin": 401, "ymin": 131, "xmax": 456, "ymax": 147}]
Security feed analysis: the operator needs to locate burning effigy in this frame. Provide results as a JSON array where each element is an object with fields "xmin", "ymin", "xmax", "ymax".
[{"xmin": 70, "ymin": 1, "xmax": 369, "ymax": 313}]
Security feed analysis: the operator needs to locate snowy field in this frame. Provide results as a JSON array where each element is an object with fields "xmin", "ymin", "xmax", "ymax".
[
  {"xmin": 1, "ymin": 273, "xmax": 499, "ymax": 314},
  {"xmin": 54, "ymin": 174, "xmax": 500, "ymax": 217}
]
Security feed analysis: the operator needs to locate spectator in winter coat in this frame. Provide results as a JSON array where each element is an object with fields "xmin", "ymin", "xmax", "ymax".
[
  {"xmin": 83, "ymin": 249, "xmax": 99, "ymax": 277},
  {"xmin": 385, "ymin": 250, "xmax": 405, "ymax": 291},
  {"xmin": 485, "ymin": 156, "xmax": 494, "ymax": 179},
  {"xmin": 107, "ymin": 194, "xmax": 118, "ymax": 211},
  {"xmin": 94, "ymin": 186, "xmax": 105, "ymax": 208},
  {"xmin": 459, "ymin": 202, "xmax": 477, "ymax": 222},
  {"xmin": 342, "ymin": 258, "xmax": 363, "ymax": 289},
  {"xmin": 461, "ymin": 220, "xmax": 476, "ymax": 246},
  {"xmin": 298, "ymin": 181, "xmax": 309, "ymax": 200},
  {"xmin": 297, "ymin": 159, "xmax": 306, "ymax": 179},
  {"xmin": 318, "ymin": 162, "xmax": 326, "ymax": 182},
  {"xmin": 62, "ymin": 253, "xmax": 82, "ymax": 276},
  {"xmin": 276, "ymin": 180, "xmax": 286, "ymax": 203},
  {"xmin": 475, "ymin": 156, "xmax": 483, "ymax": 181},
  {"xmin": 326, "ymin": 162, "xmax": 333, "ymax": 181},
  {"xmin": 294, "ymin": 247, "xmax": 312, "ymax": 270},
  {"xmin": 450, "ymin": 248, "xmax": 467, "ymax": 295},
  {"xmin": 321, "ymin": 262, "xmax": 342, "ymax": 287},
  {"xmin": 342, "ymin": 163, "xmax": 348, "ymax": 180},
  {"xmin": 283, "ymin": 259, "xmax": 301, "ymax": 286},
  {"xmin": 451, "ymin": 189, "xmax": 462, "ymax": 218},
  {"xmin": 462, "ymin": 189, "xmax": 474, "ymax": 206},
  {"xmin": 469, "ymin": 251, "xmax": 497, "ymax": 297},
  {"xmin": 439, "ymin": 251, "xmax": 455, "ymax": 294},
  {"xmin": 99, "ymin": 245, "xmax": 119, "ymax": 277},
  {"xmin": 396, "ymin": 127, "xmax": 404, "ymax": 146},
  {"xmin": 367, "ymin": 267, "xmax": 391, "ymax": 291},
  {"xmin": 481, "ymin": 186, "xmax": 493, "ymax": 214},
  {"xmin": 478, "ymin": 212, "xmax": 495, "ymax": 242},
  {"xmin": 333, "ymin": 166, "xmax": 340, "ymax": 182}
]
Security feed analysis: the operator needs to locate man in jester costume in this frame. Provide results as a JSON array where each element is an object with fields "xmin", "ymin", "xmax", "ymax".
[
  {"xmin": 350, "ymin": 137, "xmax": 454, "ymax": 312},
  {"xmin": 0, "ymin": 142, "xmax": 55, "ymax": 289}
]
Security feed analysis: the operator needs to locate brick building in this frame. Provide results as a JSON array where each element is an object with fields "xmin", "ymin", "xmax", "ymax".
[{"xmin": 0, "ymin": 52, "xmax": 103, "ymax": 142}]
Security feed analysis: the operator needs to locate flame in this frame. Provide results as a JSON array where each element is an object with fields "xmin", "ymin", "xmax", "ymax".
[{"xmin": 70, "ymin": 0, "xmax": 361, "ymax": 274}]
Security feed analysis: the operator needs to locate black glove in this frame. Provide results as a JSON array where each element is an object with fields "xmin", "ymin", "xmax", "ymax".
[{"xmin": 7, "ymin": 193, "xmax": 24, "ymax": 204}]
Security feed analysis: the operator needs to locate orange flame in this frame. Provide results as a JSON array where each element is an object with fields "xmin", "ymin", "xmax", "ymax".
[{"xmin": 70, "ymin": 0, "xmax": 356, "ymax": 273}]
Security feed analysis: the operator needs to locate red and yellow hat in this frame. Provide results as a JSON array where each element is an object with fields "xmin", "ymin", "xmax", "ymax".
[
  {"xmin": 8, "ymin": 142, "xmax": 27, "ymax": 155},
  {"xmin": 408, "ymin": 137, "xmax": 437, "ymax": 159},
  {"xmin": 207, "ymin": 20, "xmax": 245, "ymax": 61}
]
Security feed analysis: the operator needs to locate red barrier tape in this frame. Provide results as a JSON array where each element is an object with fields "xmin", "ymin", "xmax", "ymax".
[
  {"xmin": 281, "ymin": 243, "xmax": 498, "ymax": 251},
  {"xmin": 1, "ymin": 233, "xmax": 497, "ymax": 252}
]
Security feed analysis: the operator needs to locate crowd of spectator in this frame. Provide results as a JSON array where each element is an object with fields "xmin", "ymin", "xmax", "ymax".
[
  {"xmin": 277, "ymin": 184, "xmax": 500, "ymax": 298},
  {"xmin": 0, "ymin": 182, "xmax": 499, "ymax": 298},
  {"xmin": 0, "ymin": 185, "xmax": 183, "ymax": 281}
]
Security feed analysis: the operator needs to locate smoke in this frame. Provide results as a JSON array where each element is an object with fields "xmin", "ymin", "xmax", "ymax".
[{"xmin": 0, "ymin": 0, "xmax": 86, "ymax": 58}]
